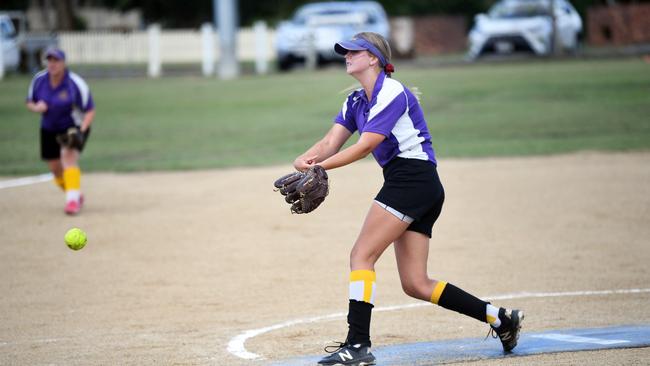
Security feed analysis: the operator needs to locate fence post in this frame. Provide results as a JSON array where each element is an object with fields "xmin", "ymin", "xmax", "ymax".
[
  {"xmin": 253, "ymin": 21, "xmax": 268, "ymax": 75},
  {"xmin": 148, "ymin": 23, "xmax": 161, "ymax": 78},
  {"xmin": 305, "ymin": 24, "xmax": 317, "ymax": 71},
  {"xmin": 0, "ymin": 34, "xmax": 5, "ymax": 80},
  {"xmin": 390, "ymin": 17, "xmax": 415, "ymax": 58},
  {"xmin": 201, "ymin": 23, "xmax": 216, "ymax": 76}
]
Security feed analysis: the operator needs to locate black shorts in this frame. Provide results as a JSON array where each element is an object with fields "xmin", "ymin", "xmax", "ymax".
[
  {"xmin": 375, "ymin": 157, "xmax": 445, "ymax": 238},
  {"xmin": 40, "ymin": 127, "xmax": 91, "ymax": 160}
]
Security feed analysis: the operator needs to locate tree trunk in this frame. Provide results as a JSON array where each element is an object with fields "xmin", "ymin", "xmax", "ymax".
[{"xmin": 54, "ymin": 0, "xmax": 75, "ymax": 30}]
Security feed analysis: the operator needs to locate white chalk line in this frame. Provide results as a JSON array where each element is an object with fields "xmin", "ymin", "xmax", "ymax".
[
  {"xmin": 227, "ymin": 288, "xmax": 650, "ymax": 360},
  {"xmin": 0, "ymin": 173, "xmax": 53, "ymax": 189}
]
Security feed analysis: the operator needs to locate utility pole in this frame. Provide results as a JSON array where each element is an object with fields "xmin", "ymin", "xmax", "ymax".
[
  {"xmin": 550, "ymin": 0, "xmax": 560, "ymax": 56},
  {"xmin": 0, "ymin": 34, "xmax": 5, "ymax": 80},
  {"xmin": 214, "ymin": 0, "xmax": 239, "ymax": 79}
]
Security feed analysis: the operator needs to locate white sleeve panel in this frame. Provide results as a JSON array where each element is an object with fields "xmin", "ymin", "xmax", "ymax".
[
  {"xmin": 367, "ymin": 78, "xmax": 404, "ymax": 122},
  {"xmin": 27, "ymin": 70, "xmax": 47, "ymax": 101},
  {"xmin": 69, "ymin": 72, "xmax": 91, "ymax": 109}
]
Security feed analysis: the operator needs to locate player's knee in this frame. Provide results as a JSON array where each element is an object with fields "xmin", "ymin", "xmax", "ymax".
[
  {"xmin": 60, "ymin": 151, "xmax": 79, "ymax": 166},
  {"xmin": 349, "ymin": 245, "xmax": 379, "ymax": 269},
  {"xmin": 400, "ymin": 277, "xmax": 428, "ymax": 299}
]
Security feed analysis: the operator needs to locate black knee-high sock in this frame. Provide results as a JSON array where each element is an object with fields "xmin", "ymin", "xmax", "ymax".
[
  {"xmin": 346, "ymin": 300, "xmax": 373, "ymax": 347},
  {"xmin": 431, "ymin": 282, "xmax": 488, "ymax": 323}
]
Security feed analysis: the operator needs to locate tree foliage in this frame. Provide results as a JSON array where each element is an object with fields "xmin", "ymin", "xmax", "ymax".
[{"xmin": 3, "ymin": 0, "xmax": 648, "ymax": 28}]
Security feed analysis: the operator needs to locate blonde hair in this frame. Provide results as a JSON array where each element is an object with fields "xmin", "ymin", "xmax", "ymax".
[{"xmin": 354, "ymin": 32, "xmax": 392, "ymax": 65}]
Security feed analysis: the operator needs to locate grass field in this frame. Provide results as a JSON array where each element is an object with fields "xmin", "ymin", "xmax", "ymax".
[
  {"xmin": 1, "ymin": 58, "xmax": 649, "ymax": 175},
  {"xmin": 1, "ymin": 58, "xmax": 649, "ymax": 365}
]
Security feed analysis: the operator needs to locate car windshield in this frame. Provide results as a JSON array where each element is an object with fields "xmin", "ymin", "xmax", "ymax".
[
  {"xmin": 295, "ymin": 8, "xmax": 344, "ymax": 23},
  {"xmin": 1, "ymin": 19, "xmax": 17, "ymax": 38},
  {"xmin": 489, "ymin": 1, "xmax": 552, "ymax": 18},
  {"xmin": 293, "ymin": 6, "xmax": 375, "ymax": 25}
]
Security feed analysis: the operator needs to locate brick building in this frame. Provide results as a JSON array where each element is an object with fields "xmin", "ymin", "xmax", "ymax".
[
  {"xmin": 588, "ymin": 3, "xmax": 650, "ymax": 46},
  {"xmin": 390, "ymin": 16, "xmax": 467, "ymax": 57}
]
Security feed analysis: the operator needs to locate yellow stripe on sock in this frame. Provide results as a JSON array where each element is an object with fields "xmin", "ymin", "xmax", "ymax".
[
  {"xmin": 350, "ymin": 270, "xmax": 376, "ymax": 304},
  {"xmin": 349, "ymin": 270, "xmax": 376, "ymax": 282},
  {"xmin": 63, "ymin": 167, "xmax": 81, "ymax": 191},
  {"xmin": 430, "ymin": 281, "xmax": 448, "ymax": 304},
  {"xmin": 487, "ymin": 315, "xmax": 497, "ymax": 324}
]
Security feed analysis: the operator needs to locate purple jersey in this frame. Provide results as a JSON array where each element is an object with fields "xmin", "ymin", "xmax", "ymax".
[
  {"xmin": 27, "ymin": 69, "xmax": 95, "ymax": 132},
  {"xmin": 334, "ymin": 71, "xmax": 436, "ymax": 167}
]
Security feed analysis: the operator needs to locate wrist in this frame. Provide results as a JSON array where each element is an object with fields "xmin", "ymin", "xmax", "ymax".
[{"xmin": 317, "ymin": 160, "xmax": 331, "ymax": 171}]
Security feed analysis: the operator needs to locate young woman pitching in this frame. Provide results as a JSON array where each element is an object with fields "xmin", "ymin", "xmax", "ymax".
[{"xmin": 293, "ymin": 32, "xmax": 524, "ymax": 366}]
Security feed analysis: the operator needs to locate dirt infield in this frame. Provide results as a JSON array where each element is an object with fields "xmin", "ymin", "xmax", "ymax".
[{"xmin": 1, "ymin": 152, "xmax": 649, "ymax": 365}]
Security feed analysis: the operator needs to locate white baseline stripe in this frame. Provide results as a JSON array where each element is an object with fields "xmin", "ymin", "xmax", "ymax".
[
  {"xmin": 530, "ymin": 333, "xmax": 629, "ymax": 345},
  {"xmin": 226, "ymin": 311, "xmax": 346, "ymax": 360},
  {"xmin": 0, "ymin": 173, "xmax": 53, "ymax": 189},
  {"xmin": 227, "ymin": 288, "xmax": 650, "ymax": 360}
]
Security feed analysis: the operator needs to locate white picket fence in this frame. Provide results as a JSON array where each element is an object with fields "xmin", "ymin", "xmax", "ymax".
[{"xmin": 58, "ymin": 26, "xmax": 276, "ymax": 64}]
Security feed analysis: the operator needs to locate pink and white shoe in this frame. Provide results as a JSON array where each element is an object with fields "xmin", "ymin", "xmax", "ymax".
[{"xmin": 64, "ymin": 200, "xmax": 81, "ymax": 215}]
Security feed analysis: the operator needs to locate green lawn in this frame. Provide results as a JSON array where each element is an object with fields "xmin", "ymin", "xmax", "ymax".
[{"xmin": 1, "ymin": 58, "xmax": 649, "ymax": 175}]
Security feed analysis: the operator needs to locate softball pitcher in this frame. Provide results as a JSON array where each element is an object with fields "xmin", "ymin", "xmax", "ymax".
[
  {"xmin": 293, "ymin": 32, "xmax": 523, "ymax": 366},
  {"xmin": 26, "ymin": 47, "xmax": 95, "ymax": 215}
]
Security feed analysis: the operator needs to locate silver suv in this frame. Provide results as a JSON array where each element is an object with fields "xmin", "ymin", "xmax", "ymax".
[
  {"xmin": 275, "ymin": 1, "xmax": 389, "ymax": 71},
  {"xmin": 467, "ymin": 0, "xmax": 582, "ymax": 59}
]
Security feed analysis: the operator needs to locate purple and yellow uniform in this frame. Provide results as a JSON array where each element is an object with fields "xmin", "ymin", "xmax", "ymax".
[
  {"xmin": 26, "ymin": 47, "xmax": 95, "ymax": 215},
  {"xmin": 27, "ymin": 69, "xmax": 95, "ymax": 133},
  {"xmin": 334, "ymin": 71, "xmax": 443, "ymax": 238}
]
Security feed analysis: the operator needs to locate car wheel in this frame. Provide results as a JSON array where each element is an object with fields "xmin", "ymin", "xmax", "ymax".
[
  {"xmin": 564, "ymin": 33, "xmax": 580, "ymax": 55},
  {"xmin": 278, "ymin": 56, "xmax": 294, "ymax": 71}
]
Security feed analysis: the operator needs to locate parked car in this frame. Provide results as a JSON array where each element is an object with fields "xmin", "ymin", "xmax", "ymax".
[
  {"xmin": 275, "ymin": 1, "xmax": 389, "ymax": 71},
  {"xmin": 467, "ymin": 0, "xmax": 582, "ymax": 59},
  {"xmin": 0, "ymin": 13, "xmax": 20, "ymax": 72}
]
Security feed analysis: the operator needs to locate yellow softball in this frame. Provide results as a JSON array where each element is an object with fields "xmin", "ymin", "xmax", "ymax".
[{"xmin": 64, "ymin": 228, "xmax": 87, "ymax": 251}]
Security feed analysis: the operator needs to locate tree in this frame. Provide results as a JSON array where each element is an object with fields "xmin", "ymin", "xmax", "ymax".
[{"xmin": 53, "ymin": 0, "xmax": 76, "ymax": 30}]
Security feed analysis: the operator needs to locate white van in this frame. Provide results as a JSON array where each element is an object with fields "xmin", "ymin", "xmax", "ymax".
[{"xmin": 0, "ymin": 13, "xmax": 20, "ymax": 72}]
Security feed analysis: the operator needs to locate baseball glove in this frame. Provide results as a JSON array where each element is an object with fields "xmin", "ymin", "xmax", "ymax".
[
  {"xmin": 274, "ymin": 165, "xmax": 329, "ymax": 214},
  {"xmin": 56, "ymin": 127, "xmax": 84, "ymax": 149}
]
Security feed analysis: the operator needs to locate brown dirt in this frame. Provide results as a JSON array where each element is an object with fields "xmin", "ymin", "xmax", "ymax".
[{"xmin": 1, "ymin": 152, "xmax": 649, "ymax": 365}]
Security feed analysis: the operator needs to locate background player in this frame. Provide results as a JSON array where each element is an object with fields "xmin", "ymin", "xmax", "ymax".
[
  {"xmin": 293, "ymin": 32, "xmax": 523, "ymax": 366},
  {"xmin": 25, "ymin": 47, "xmax": 95, "ymax": 215}
]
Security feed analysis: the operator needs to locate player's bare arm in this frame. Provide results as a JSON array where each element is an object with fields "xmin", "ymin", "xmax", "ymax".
[
  {"xmin": 26, "ymin": 100, "xmax": 48, "ymax": 113},
  {"xmin": 317, "ymin": 132, "xmax": 385, "ymax": 171},
  {"xmin": 80, "ymin": 109, "xmax": 96, "ymax": 133},
  {"xmin": 294, "ymin": 123, "xmax": 352, "ymax": 171}
]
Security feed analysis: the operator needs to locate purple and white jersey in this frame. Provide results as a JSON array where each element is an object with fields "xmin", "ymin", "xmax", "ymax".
[
  {"xmin": 26, "ymin": 69, "xmax": 95, "ymax": 132},
  {"xmin": 334, "ymin": 71, "xmax": 436, "ymax": 167}
]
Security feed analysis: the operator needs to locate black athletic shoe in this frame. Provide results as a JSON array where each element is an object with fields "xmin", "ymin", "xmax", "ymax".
[
  {"xmin": 489, "ymin": 308, "xmax": 524, "ymax": 352},
  {"xmin": 317, "ymin": 342, "xmax": 376, "ymax": 366}
]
